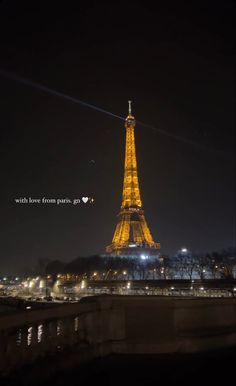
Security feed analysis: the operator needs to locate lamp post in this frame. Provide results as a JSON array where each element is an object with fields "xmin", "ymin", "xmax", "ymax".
[{"xmin": 45, "ymin": 275, "xmax": 50, "ymax": 297}]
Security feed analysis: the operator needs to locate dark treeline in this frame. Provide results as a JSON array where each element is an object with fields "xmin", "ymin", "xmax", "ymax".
[{"xmin": 44, "ymin": 247, "xmax": 236, "ymax": 281}]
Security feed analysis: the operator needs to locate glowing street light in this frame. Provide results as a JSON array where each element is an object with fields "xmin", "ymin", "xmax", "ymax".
[
  {"xmin": 39, "ymin": 280, "xmax": 44, "ymax": 289},
  {"xmin": 81, "ymin": 280, "xmax": 86, "ymax": 289},
  {"xmin": 29, "ymin": 280, "xmax": 34, "ymax": 289}
]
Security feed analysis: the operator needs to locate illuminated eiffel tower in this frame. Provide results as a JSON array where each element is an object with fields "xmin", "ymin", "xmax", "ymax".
[{"xmin": 106, "ymin": 101, "xmax": 160, "ymax": 257}]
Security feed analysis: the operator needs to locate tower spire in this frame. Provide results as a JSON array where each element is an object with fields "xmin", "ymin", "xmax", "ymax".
[{"xmin": 128, "ymin": 100, "xmax": 132, "ymax": 116}]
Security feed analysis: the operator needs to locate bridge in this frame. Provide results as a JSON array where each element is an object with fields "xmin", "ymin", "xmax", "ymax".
[{"xmin": 84, "ymin": 278, "xmax": 236, "ymax": 297}]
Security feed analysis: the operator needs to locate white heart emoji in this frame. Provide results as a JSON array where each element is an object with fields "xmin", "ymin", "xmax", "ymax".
[{"xmin": 82, "ymin": 197, "xmax": 88, "ymax": 203}]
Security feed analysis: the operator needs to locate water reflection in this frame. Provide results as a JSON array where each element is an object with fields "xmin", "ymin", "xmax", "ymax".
[
  {"xmin": 16, "ymin": 329, "xmax": 22, "ymax": 346},
  {"xmin": 37, "ymin": 324, "xmax": 43, "ymax": 343},
  {"xmin": 15, "ymin": 318, "xmax": 78, "ymax": 347},
  {"xmin": 57, "ymin": 320, "xmax": 62, "ymax": 336},
  {"xmin": 27, "ymin": 326, "xmax": 33, "ymax": 346},
  {"xmin": 74, "ymin": 317, "xmax": 79, "ymax": 332}
]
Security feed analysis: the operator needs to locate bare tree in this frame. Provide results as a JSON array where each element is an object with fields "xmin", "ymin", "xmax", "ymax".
[{"xmin": 194, "ymin": 254, "xmax": 208, "ymax": 280}]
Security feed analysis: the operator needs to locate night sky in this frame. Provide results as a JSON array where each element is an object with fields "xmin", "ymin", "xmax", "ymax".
[{"xmin": 0, "ymin": 1, "xmax": 235, "ymax": 274}]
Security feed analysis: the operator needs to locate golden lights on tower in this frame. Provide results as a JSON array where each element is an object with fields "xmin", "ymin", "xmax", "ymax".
[{"xmin": 106, "ymin": 101, "xmax": 160, "ymax": 256}]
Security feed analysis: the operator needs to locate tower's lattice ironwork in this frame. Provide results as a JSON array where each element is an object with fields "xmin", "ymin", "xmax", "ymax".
[{"xmin": 106, "ymin": 101, "xmax": 160, "ymax": 256}]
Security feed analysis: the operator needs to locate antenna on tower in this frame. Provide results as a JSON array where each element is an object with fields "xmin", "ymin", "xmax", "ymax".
[{"xmin": 128, "ymin": 100, "xmax": 132, "ymax": 115}]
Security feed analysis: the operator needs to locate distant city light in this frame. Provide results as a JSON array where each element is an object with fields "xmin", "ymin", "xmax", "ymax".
[
  {"xmin": 81, "ymin": 280, "xmax": 86, "ymax": 289},
  {"xmin": 123, "ymin": 271, "xmax": 127, "ymax": 275},
  {"xmin": 141, "ymin": 255, "xmax": 148, "ymax": 260},
  {"xmin": 39, "ymin": 280, "xmax": 44, "ymax": 288},
  {"xmin": 29, "ymin": 280, "xmax": 34, "ymax": 288},
  {"xmin": 181, "ymin": 248, "xmax": 188, "ymax": 253}
]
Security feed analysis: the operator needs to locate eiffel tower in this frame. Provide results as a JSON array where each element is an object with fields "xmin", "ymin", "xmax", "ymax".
[{"xmin": 106, "ymin": 101, "xmax": 160, "ymax": 257}]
